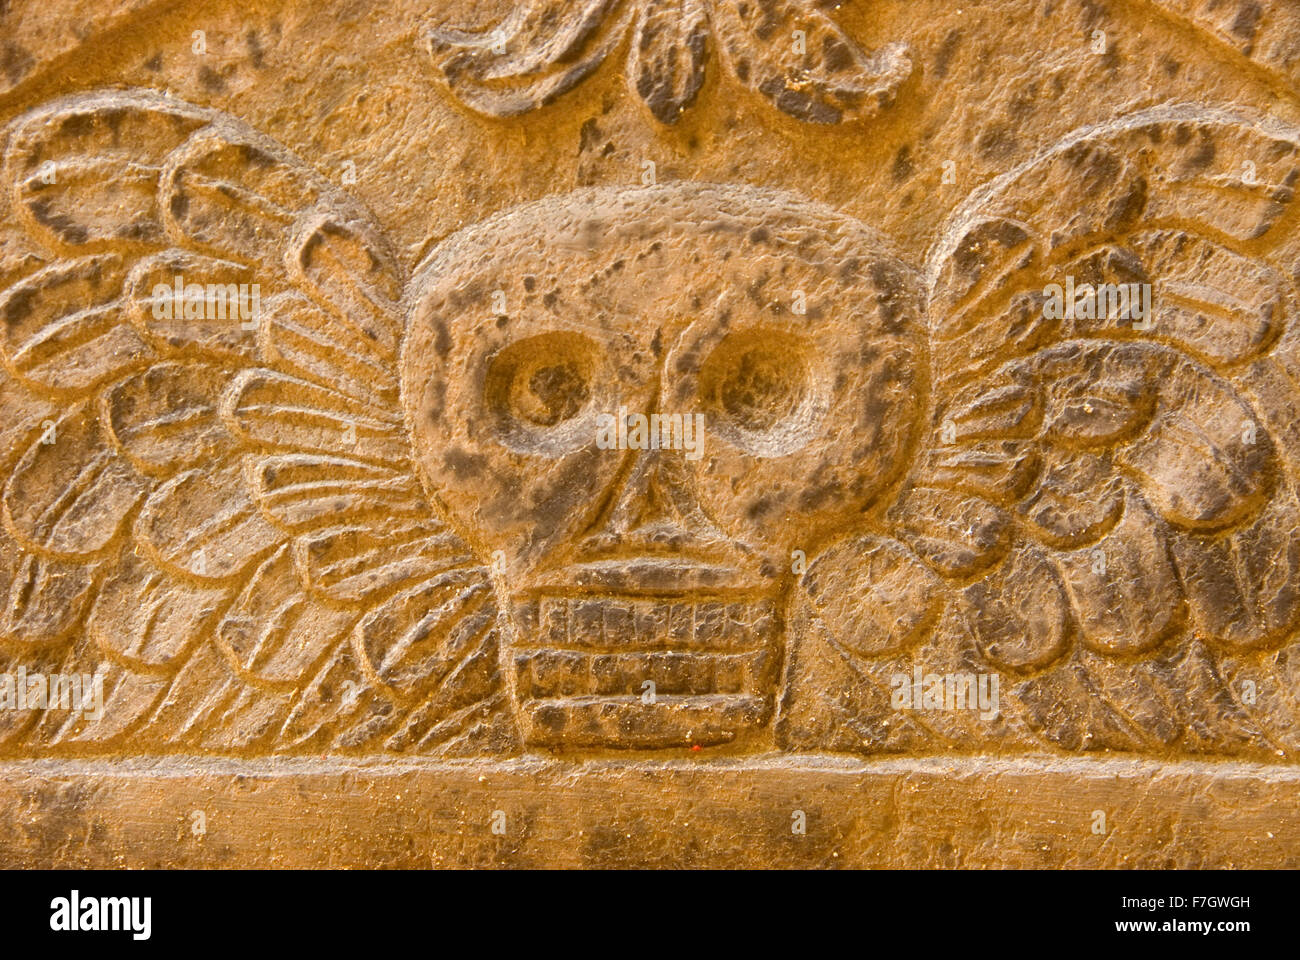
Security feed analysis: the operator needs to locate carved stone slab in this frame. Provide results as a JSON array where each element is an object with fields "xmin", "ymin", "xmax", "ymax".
[{"xmin": 1, "ymin": 0, "xmax": 1299, "ymax": 867}]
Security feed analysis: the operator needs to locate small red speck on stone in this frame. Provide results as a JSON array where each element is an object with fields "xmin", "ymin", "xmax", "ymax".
[{"xmin": 691, "ymin": 744, "xmax": 701, "ymax": 752}]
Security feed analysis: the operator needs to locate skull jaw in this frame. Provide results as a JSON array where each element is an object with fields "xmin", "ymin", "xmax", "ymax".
[
  {"xmin": 508, "ymin": 592, "xmax": 783, "ymax": 750},
  {"xmin": 521, "ymin": 694, "xmax": 773, "ymax": 750}
]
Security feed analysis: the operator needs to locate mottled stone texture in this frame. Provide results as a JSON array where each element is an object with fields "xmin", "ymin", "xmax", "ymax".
[{"xmin": 0, "ymin": 0, "xmax": 1298, "ymax": 867}]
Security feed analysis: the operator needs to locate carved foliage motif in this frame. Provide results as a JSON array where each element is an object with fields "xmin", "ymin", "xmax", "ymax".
[
  {"xmin": 424, "ymin": 0, "xmax": 913, "ymax": 124},
  {"xmin": 0, "ymin": 88, "xmax": 1299, "ymax": 759}
]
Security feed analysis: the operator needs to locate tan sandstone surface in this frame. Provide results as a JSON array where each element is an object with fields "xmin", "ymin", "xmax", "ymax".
[{"xmin": 0, "ymin": 0, "xmax": 1298, "ymax": 867}]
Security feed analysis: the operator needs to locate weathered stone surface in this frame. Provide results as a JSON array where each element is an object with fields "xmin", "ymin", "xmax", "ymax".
[
  {"xmin": 0, "ymin": 0, "xmax": 1299, "ymax": 867},
  {"xmin": 1, "ymin": 756, "xmax": 1296, "ymax": 869}
]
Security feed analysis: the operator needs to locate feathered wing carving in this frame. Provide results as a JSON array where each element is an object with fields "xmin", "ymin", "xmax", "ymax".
[
  {"xmin": 0, "ymin": 90, "xmax": 517, "ymax": 756},
  {"xmin": 781, "ymin": 104, "xmax": 1300, "ymax": 758},
  {"xmin": 5, "ymin": 92, "xmax": 1297, "ymax": 761}
]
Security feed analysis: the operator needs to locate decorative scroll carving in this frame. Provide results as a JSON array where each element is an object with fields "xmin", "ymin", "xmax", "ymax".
[{"xmin": 424, "ymin": 0, "xmax": 912, "ymax": 125}]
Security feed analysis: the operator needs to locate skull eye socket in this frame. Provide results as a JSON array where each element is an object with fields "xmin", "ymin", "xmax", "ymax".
[
  {"xmin": 514, "ymin": 359, "xmax": 589, "ymax": 426},
  {"xmin": 700, "ymin": 328, "xmax": 816, "ymax": 453},
  {"xmin": 485, "ymin": 332, "xmax": 601, "ymax": 452}
]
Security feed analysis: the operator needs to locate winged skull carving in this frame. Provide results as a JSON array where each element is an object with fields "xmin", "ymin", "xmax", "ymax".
[{"xmin": 0, "ymin": 91, "xmax": 1298, "ymax": 758}]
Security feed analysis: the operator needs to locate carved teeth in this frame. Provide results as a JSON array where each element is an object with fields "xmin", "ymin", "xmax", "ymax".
[
  {"xmin": 510, "ymin": 595, "xmax": 780, "ymax": 701},
  {"xmin": 513, "ymin": 595, "xmax": 776, "ymax": 652},
  {"xmin": 514, "ymin": 650, "xmax": 773, "ymax": 699}
]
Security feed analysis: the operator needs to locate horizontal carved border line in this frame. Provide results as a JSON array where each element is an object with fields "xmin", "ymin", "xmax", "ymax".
[{"xmin": 1, "ymin": 755, "xmax": 1296, "ymax": 867}]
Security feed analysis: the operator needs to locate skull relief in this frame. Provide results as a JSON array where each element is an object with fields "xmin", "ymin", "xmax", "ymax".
[{"xmin": 404, "ymin": 183, "xmax": 925, "ymax": 749}]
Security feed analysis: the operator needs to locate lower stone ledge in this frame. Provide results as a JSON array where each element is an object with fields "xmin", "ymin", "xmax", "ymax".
[{"xmin": 0, "ymin": 755, "xmax": 1295, "ymax": 868}]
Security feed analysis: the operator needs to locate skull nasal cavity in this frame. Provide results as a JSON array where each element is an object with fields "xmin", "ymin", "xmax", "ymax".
[{"xmin": 602, "ymin": 451, "xmax": 695, "ymax": 539}]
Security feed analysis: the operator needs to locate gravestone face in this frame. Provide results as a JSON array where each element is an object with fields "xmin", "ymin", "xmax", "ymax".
[{"xmin": 0, "ymin": 0, "xmax": 1298, "ymax": 867}]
